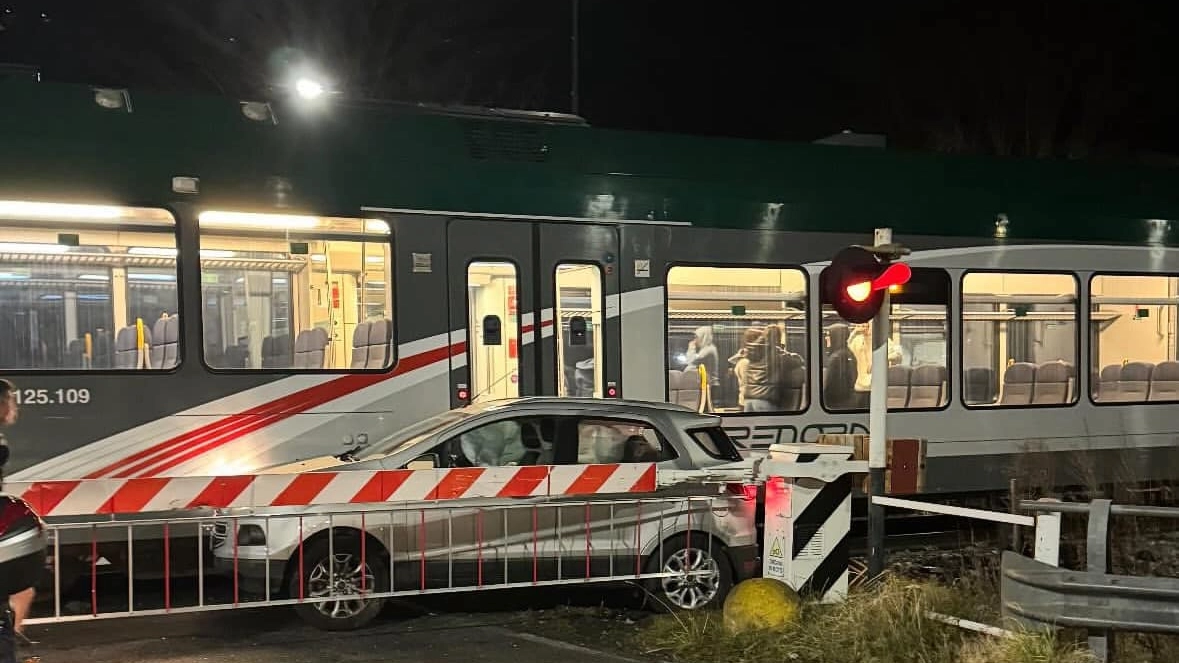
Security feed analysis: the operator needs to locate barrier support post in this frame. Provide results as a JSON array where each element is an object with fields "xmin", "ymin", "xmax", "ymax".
[{"xmin": 759, "ymin": 443, "xmax": 866, "ymax": 602}]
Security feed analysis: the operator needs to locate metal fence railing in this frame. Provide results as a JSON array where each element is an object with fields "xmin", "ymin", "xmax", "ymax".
[
  {"xmin": 25, "ymin": 494, "xmax": 729, "ymax": 627},
  {"xmin": 1005, "ymin": 499, "xmax": 1179, "ymax": 663}
]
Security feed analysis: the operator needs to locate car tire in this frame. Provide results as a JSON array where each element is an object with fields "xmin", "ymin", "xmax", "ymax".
[
  {"xmin": 642, "ymin": 533, "xmax": 734, "ymax": 613},
  {"xmin": 290, "ymin": 534, "xmax": 388, "ymax": 631}
]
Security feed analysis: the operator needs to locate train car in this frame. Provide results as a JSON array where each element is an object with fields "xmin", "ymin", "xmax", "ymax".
[{"xmin": 2, "ymin": 78, "xmax": 1179, "ymax": 500}]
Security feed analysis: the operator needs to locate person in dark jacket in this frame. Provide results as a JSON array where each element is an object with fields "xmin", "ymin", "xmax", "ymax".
[
  {"xmin": 741, "ymin": 326, "xmax": 801, "ymax": 412},
  {"xmin": 823, "ymin": 323, "xmax": 859, "ymax": 409},
  {"xmin": 0, "ymin": 379, "xmax": 37, "ymax": 663}
]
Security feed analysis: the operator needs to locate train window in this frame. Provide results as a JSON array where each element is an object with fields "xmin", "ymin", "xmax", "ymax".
[
  {"xmin": 1090, "ymin": 274, "xmax": 1179, "ymax": 403},
  {"xmin": 961, "ymin": 272, "xmax": 1078, "ymax": 408},
  {"xmin": 665, "ymin": 266, "xmax": 808, "ymax": 414},
  {"xmin": 555, "ymin": 263, "xmax": 602, "ymax": 398},
  {"xmin": 467, "ymin": 261, "xmax": 520, "ymax": 402},
  {"xmin": 820, "ymin": 268, "xmax": 951, "ymax": 411},
  {"xmin": 0, "ymin": 201, "xmax": 180, "ymax": 371},
  {"xmin": 197, "ymin": 212, "xmax": 393, "ymax": 371}
]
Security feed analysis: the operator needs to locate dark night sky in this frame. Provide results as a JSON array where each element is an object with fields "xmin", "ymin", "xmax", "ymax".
[{"xmin": 2, "ymin": 0, "xmax": 1178, "ymax": 160}]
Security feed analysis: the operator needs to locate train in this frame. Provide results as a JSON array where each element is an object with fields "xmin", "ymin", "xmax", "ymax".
[{"xmin": 3, "ymin": 77, "xmax": 1179, "ymax": 501}]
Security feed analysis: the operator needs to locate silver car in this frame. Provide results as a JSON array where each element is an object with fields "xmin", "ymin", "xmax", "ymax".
[{"xmin": 211, "ymin": 397, "xmax": 759, "ymax": 630}]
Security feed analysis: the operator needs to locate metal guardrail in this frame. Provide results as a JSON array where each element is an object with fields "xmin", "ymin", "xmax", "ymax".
[{"xmin": 1004, "ymin": 498, "xmax": 1179, "ymax": 663}]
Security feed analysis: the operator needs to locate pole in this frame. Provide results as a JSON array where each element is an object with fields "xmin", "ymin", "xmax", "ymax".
[
  {"xmin": 571, "ymin": 0, "xmax": 580, "ymax": 116},
  {"xmin": 867, "ymin": 227, "xmax": 891, "ymax": 578}
]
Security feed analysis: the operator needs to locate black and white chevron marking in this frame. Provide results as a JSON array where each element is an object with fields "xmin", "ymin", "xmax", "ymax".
[{"xmin": 790, "ymin": 474, "xmax": 853, "ymax": 600}]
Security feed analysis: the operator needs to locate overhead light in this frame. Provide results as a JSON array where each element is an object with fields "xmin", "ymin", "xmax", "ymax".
[
  {"xmin": 0, "ymin": 242, "xmax": 70, "ymax": 254},
  {"xmin": 365, "ymin": 219, "xmax": 390, "ymax": 234},
  {"xmin": 240, "ymin": 101, "xmax": 276, "ymax": 123},
  {"xmin": 365, "ymin": 256, "xmax": 384, "ymax": 263},
  {"xmin": 311, "ymin": 254, "xmax": 327, "ymax": 262},
  {"xmin": 199, "ymin": 249, "xmax": 236, "ymax": 258},
  {"xmin": 0, "ymin": 201, "xmax": 122, "ymax": 221},
  {"xmin": 93, "ymin": 88, "xmax": 131, "ymax": 111},
  {"xmin": 295, "ymin": 78, "xmax": 325, "ymax": 100},
  {"xmin": 77, "ymin": 274, "xmax": 110, "ymax": 281},
  {"xmin": 0, "ymin": 272, "xmax": 30, "ymax": 280},
  {"xmin": 128, "ymin": 246, "xmax": 178, "ymax": 257},
  {"xmin": 127, "ymin": 272, "xmax": 176, "ymax": 282},
  {"xmin": 199, "ymin": 210, "xmax": 320, "ymax": 230}
]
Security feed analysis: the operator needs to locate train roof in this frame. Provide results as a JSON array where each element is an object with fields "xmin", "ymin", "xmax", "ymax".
[{"xmin": 2, "ymin": 78, "xmax": 1179, "ymax": 245}]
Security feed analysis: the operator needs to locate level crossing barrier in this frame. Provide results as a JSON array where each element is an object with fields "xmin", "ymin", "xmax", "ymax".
[{"xmin": 9, "ymin": 451, "xmax": 870, "ymax": 628}]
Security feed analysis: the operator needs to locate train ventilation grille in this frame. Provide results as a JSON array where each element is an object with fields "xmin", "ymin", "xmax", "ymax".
[{"xmin": 463, "ymin": 121, "xmax": 550, "ymax": 163}]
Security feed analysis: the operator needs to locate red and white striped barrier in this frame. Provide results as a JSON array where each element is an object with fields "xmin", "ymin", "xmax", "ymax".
[{"xmin": 7, "ymin": 463, "xmax": 658, "ymax": 519}]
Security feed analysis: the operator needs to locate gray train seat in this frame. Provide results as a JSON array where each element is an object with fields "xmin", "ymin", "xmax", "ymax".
[
  {"xmin": 1118, "ymin": 362, "xmax": 1154, "ymax": 401},
  {"xmin": 365, "ymin": 318, "xmax": 392, "ymax": 369},
  {"xmin": 350, "ymin": 322, "xmax": 372, "ymax": 368},
  {"xmin": 887, "ymin": 365, "xmax": 910, "ymax": 408},
  {"xmin": 1148, "ymin": 360, "xmax": 1179, "ymax": 401},
  {"xmin": 1097, "ymin": 364, "xmax": 1122, "ymax": 401},
  {"xmin": 668, "ymin": 369, "xmax": 702, "ymax": 411},
  {"xmin": 1031, "ymin": 361, "xmax": 1072, "ymax": 404},
  {"xmin": 909, "ymin": 365, "xmax": 946, "ymax": 408},
  {"xmin": 999, "ymin": 362, "xmax": 1037, "ymax": 405},
  {"xmin": 963, "ymin": 367, "xmax": 995, "ymax": 405},
  {"xmin": 150, "ymin": 316, "xmax": 180, "ymax": 369}
]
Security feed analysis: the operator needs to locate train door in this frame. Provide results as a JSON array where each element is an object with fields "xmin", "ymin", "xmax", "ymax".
[
  {"xmin": 448, "ymin": 219, "xmax": 535, "ymax": 405},
  {"xmin": 538, "ymin": 223, "xmax": 620, "ymax": 398}
]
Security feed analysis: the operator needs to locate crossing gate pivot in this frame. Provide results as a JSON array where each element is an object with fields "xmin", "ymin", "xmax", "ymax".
[{"xmin": 759, "ymin": 443, "xmax": 866, "ymax": 602}]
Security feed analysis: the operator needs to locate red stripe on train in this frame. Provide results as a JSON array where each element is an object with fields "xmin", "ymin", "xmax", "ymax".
[{"xmin": 86, "ymin": 341, "xmax": 460, "ymax": 480}]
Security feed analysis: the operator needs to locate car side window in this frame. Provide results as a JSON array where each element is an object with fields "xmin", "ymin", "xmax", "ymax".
[
  {"xmin": 436, "ymin": 416, "xmax": 557, "ymax": 467},
  {"xmin": 573, "ymin": 418, "xmax": 673, "ymax": 464}
]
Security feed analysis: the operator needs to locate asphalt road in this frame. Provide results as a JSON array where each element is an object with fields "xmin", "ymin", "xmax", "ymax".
[{"xmin": 23, "ymin": 586, "xmax": 646, "ymax": 663}]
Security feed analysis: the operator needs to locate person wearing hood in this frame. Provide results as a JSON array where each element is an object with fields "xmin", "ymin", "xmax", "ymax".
[
  {"xmin": 824, "ymin": 323, "xmax": 859, "ymax": 409},
  {"xmin": 683, "ymin": 326, "xmax": 719, "ymax": 387},
  {"xmin": 740, "ymin": 326, "xmax": 801, "ymax": 412}
]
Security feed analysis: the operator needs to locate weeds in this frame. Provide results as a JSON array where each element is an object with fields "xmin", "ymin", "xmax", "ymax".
[{"xmin": 630, "ymin": 576, "xmax": 1089, "ymax": 663}]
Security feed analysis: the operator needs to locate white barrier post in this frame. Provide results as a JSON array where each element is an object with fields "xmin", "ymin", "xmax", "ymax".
[{"xmin": 759, "ymin": 443, "xmax": 867, "ymax": 602}]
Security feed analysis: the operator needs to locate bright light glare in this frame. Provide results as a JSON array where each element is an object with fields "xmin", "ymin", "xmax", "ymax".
[
  {"xmin": 0, "ymin": 242, "xmax": 70, "ymax": 254},
  {"xmin": 364, "ymin": 219, "xmax": 390, "ymax": 234},
  {"xmin": 199, "ymin": 249, "xmax": 236, "ymax": 259},
  {"xmin": 846, "ymin": 280, "xmax": 872, "ymax": 302},
  {"xmin": 128, "ymin": 246, "xmax": 178, "ymax": 257},
  {"xmin": 295, "ymin": 78, "xmax": 325, "ymax": 100},
  {"xmin": 199, "ymin": 211, "xmax": 320, "ymax": 230},
  {"xmin": 0, "ymin": 200, "xmax": 122, "ymax": 221}
]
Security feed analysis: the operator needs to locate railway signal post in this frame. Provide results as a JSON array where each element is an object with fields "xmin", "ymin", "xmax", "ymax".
[{"xmin": 821, "ymin": 228, "xmax": 911, "ymax": 578}]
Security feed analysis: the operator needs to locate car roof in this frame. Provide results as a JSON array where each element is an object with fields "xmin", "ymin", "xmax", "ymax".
[{"xmin": 467, "ymin": 397, "xmax": 722, "ymax": 426}]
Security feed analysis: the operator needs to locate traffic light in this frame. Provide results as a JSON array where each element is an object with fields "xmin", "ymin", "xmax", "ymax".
[{"xmin": 821, "ymin": 246, "xmax": 912, "ymax": 324}]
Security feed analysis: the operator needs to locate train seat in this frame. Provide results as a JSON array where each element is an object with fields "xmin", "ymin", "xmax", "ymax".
[
  {"xmin": 668, "ymin": 369, "xmax": 701, "ymax": 411},
  {"xmin": 963, "ymin": 367, "xmax": 995, "ymax": 404},
  {"xmin": 261, "ymin": 334, "xmax": 292, "ymax": 369},
  {"xmin": 149, "ymin": 315, "xmax": 180, "ymax": 370},
  {"xmin": 350, "ymin": 321, "xmax": 372, "ymax": 368},
  {"xmin": 1118, "ymin": 361, "xmax": 1154, "ymax": 401},
  {"xmin": 91, "ymin": 328, "xmax": 113, "ymax": 369},
  {"xmin": 365, "ymin": 318, "xmax": 392, "ymax": 369},
  {"xmin": 1031, "ymin": 361, "xmax": 1072, "ymax": 404},
  {"xmin": 998, "ymin": 362, "xmax": 1036, "ymax": 405},
  {"xmin": 1148, "ymin": 360, "xmax": 1179, "ymax": 401},
  {"xmin": 1097, "ymin": 364, "xmax": 1122, "ymax": 401},
  {"xmin": 293, "ymin": 328, "xmax": 329, "ymax": 369},
  {"xmin": 909, "ymin": 364, "xmax": 946, "ymax": 408},
  {"xmin": 887, "ymin": 365, "xmax": 911, "ymax": 408}
]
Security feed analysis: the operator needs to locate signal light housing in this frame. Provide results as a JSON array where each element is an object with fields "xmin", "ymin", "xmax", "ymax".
[{"xmin": 821, "ymin": 246, "xmax": 911, "ymax": 324}]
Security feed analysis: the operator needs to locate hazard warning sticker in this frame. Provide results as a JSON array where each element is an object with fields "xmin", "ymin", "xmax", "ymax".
[{"xmin": 769, "ymin": 537, "xmax": 783, "ymax": 558}]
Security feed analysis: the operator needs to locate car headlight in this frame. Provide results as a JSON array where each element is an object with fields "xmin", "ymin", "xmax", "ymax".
[{"xmin": 236, "ymin": 524, "xmax": 267, "ymax": 546}]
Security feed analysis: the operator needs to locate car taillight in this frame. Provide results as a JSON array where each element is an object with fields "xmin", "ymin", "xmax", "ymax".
[{"xmin": 726, "ymin": 483, "xmax": 758, "ymax": 500}]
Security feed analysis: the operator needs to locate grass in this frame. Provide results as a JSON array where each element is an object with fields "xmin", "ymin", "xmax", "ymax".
[{"xmin": 629, "ymin": 577, "xmax": 1093, "ymax": 663}]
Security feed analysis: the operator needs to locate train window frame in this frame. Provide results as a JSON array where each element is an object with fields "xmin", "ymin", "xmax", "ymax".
[
  {"xmin": 663, "ymin": 261, "xmax": 811, "ymax": 416},
  {"xmin": 553, "ymin": 261, "xmax": 606, "ymax": 398},
  {"xmin": 1087, "ymin": 271, "xmax": 1179, "ymax": 407},
  {"xmin": 958, "ymin": 269, "xmax": 1082, "ymax": 411},
  {"xmin": 195, "ymin": 211, "xmax": 396, "ymax": 375},
  {"xmin": 817, "ymin": 266, "xmax": 953, "ymax": 415},
  {"xmin": 0, "ymin": 201, "xmax": 185, "ymax": 375},
  {"xmin": 464, "ymin": 257, "xmax": 524, "ymax": 403}
]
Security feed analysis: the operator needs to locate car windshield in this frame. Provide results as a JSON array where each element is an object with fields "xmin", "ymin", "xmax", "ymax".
[{"xmin": 355, "ymin": 409, "xmax": 473, "ymax": 460}]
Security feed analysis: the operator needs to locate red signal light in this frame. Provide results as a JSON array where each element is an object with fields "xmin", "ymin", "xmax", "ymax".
[{"xmin": 822, "ymin": 246, "xmax": 911, "ymax": 324}]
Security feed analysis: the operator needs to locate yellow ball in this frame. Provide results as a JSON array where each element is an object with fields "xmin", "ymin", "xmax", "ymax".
[{"xmin": 722, "ymin": 578, "xmax": 802, "ymax": 634}]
